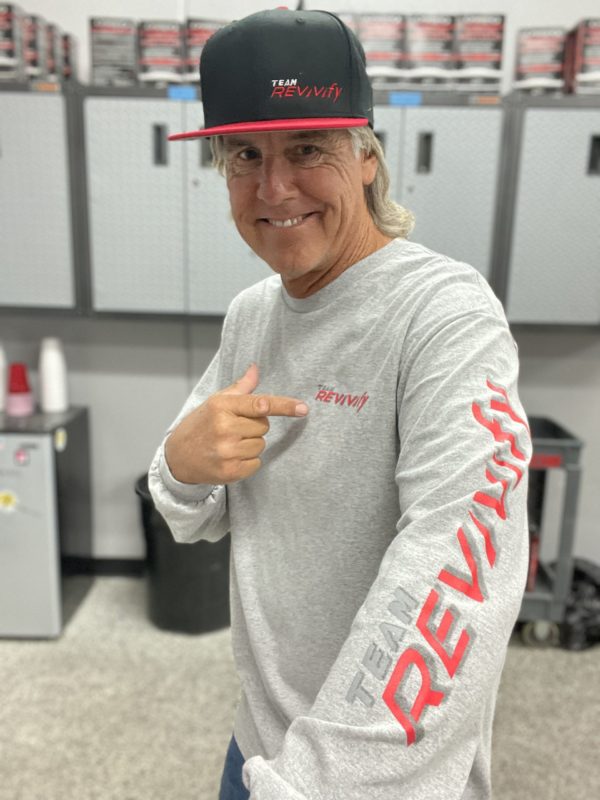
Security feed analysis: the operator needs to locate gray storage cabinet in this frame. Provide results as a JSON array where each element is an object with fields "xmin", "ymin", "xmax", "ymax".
[
  {"xmin": 85, "ymin": 97, "xmax": 187, "ymax": 312},
  {"xmin": 369, "ymin": 97, "xmax": 504, "ymax": 281},
  {"xmin": 83, "ymin": 94, "xmax": 505, "ymax": 315},
  {"xmin": 0, "ymin": 91, "xmax": 75, "ymax": 308},
  {"xmin": 501, "ymin": 97, "xmax": 600, "ymax": 324},
  {"xmin": 399, "ymin": 105, "xmax": 503, "ymax": 281},
  {"xmin": 184, "ymin": 102, "xmax": 272, "ymax": 315}
]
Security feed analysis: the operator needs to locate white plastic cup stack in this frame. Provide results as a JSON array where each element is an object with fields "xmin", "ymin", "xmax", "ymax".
[{"xmin": 39, "ymin": 337, "xmax": 69, "ymax": 413}]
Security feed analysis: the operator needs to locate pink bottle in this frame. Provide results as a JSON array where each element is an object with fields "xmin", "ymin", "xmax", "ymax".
[{"xmin": 6, "ymin": 363, "xmax": 35, "ymax": 417}]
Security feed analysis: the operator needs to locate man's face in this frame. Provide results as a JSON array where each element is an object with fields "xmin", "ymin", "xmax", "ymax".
[{"xmin": 222, "ymin": 129, "xmax": 380, "ymax": 296}]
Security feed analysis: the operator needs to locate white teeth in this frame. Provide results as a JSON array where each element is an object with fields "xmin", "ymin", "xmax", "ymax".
[{"xmin": 267, "ymin": 215, "xmax": 306, "ymax": 228}]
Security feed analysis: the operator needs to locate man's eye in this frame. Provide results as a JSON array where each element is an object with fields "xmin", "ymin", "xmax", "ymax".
[
  {"xmin": 298, "ymin": 144, "xmax": 319, "ymax": 157},
  {"xmin": 239, "ymin": 148, "xmax": 260, "ymax": 161}
]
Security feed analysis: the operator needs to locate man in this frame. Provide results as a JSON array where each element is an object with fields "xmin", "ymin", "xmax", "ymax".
[{"xmin": 149, "ymin": 8, "xmax": 532, "ymax": 800}]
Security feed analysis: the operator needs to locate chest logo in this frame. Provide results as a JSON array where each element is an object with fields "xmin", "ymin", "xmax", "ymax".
[{"xmin": 314, "ymin": 385, "xmax": 369, "ymax": 413}]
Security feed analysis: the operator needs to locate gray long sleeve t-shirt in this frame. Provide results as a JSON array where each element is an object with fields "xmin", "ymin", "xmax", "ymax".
[{"xmin": 148, "ymin": 237, "xmax": 532, "ymax": 799}]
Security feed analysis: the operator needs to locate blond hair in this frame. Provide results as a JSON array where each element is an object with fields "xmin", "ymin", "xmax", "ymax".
[{"xmin": 210, "ymin": 126, "xmax": 415, "ymax": 239}]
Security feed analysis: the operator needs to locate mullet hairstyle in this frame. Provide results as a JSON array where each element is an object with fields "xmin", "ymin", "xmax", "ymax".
[{"xmin": 209, "ymin": 126, "xmax": 415, "ymax": 240}]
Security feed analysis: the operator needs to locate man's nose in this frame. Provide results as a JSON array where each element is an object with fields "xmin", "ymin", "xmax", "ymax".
[{"xmin": 256, "ymin": 156, "xmax": 297, "ymax": 205}]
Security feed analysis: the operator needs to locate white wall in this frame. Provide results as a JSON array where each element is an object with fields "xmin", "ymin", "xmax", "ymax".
[{"xmin": 3, "ymin": 0, "xmax": 598, "ymax": 565}]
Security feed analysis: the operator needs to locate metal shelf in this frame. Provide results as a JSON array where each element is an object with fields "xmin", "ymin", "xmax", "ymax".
[
  {"xmin": 518, "ymin": 417, "xmax": 583, "ymax": 625},
  {"xmin": 521, "ymin": 562, "xmax": 563, "ymax": 622}
]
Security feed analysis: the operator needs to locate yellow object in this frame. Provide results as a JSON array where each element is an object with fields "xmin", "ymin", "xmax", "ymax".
[{"xmin": 0, "ymin": 490, "xmax": 18, "ymax": 512}]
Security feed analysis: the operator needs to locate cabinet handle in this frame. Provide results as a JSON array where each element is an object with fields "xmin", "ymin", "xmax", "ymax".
[
  {"xmin": 588, "ymin": 135, "xmax": 600, "ymax": 176},
  {"xmin": 374, "ymin": 130, "xmax": 387, "ymax": 154},
  {"xmin": 153, "ymin": 124, "xmax": 168, "ymax": 166},
  {"xmin": 417, "ymin": 132, "xmax": 433, "ymax": 174}
]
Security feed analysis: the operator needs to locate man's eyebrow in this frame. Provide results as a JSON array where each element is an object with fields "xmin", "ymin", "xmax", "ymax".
[
  {"xmin": 223, "ymin": 130, "xmax": 334, "ymax": 149},
  {"xmin": 223, "ymin": 137, "xmax": 253, "ymax": 149},
  {"xmin": 289, "ymin": 130, "xmax": 331, "ymax": 140}
]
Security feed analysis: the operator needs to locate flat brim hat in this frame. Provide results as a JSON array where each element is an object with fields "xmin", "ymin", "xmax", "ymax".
[{"xmin": 169, "ymin": 8, "xmax": 373, "ymax": 141}]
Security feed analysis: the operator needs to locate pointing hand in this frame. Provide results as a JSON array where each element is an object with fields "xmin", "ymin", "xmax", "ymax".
[{"xmin": 164, "ymin": 364, "xmax": 308, "ymax": 485}]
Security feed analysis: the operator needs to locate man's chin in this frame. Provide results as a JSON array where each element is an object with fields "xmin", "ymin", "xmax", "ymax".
[{"xmin": 261, "ymin": 255, "xmax": 318, "ymax": 280}]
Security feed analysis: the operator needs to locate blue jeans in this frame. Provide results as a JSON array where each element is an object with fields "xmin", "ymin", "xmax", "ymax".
[{"xmin": 219, "ymin": 735, "xmax": 250, "ymax": 800}]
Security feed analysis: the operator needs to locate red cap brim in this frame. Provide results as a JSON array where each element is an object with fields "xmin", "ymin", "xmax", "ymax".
[{"xmin": 168, "ymin": 117, "xmax": 369, "ymax": 140}]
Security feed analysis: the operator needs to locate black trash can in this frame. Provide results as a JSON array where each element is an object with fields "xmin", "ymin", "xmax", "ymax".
[{"xmin": 135, "ymin": 474, "xmax": 230, "ymax": 634}]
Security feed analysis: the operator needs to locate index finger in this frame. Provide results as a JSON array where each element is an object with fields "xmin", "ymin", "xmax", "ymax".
[{"xmin": 236, "ymin": 394, "xmax": 309, "ymax": 418}]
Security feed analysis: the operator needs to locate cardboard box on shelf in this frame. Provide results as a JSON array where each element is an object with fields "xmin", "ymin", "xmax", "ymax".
[
  {"xmin": 453, "ymin": 14, "xmax": 504, "ymax": 92},
  {"xmin": 45, "ymin": 23, "xmax": 62, "ymax": 83},
  {"xmin": 62, "ymin": 33, "xmax": 77, "ymax": 82},
  {"xmin": 137, "ymin": 20, "xmax": 184, "ymax": 85},
  {"xmin": 23, "ymin": 14, "xmax": 46, "ymax": 79},
  {"xmin": 356, "ymin": 13, "xmax": 406, "ymax": 82},
  {"xmin": 404, "ymin": 14, "xmax": 454, "ymax": 88},
  {"xmin": 514, "ymin": 28, "xmax": 567, "ymax": 93},
  {"xmin": 90, "ymin": 17, "xmax": 137, "ymax": 87},
  {"xmin": 565, "ymin": 19, "xmax": 600, "ymax": 94},
  {"xmin": 184, "ymin": 18, "xmax": 226, "ymax": 82},
  {"xmin": 0, "ymin": 3, "xmax": 25, "ymax": 81}
]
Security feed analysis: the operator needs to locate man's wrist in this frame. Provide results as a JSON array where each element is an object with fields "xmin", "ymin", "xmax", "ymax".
[{"xmin": 159, "ymin": 442, "xmax": 216, "ymax": 502}]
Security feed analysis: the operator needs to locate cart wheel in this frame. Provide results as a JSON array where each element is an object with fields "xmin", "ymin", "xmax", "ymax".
[{"xmin": 520, "ymin": 620, "xmax": 561, "ymax": 648}]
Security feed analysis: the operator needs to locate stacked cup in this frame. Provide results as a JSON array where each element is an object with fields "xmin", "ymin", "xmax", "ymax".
[
  {"xmin": 38, "ymin": 337, "xmax": 69, "ymax": 414},
  {"xmin": 0, "ymin": 338, "xmax": 69, "ymax": 417}
]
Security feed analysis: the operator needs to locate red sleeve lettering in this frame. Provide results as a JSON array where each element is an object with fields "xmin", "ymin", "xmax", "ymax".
[
  {"xmin": 382, "ymin": 647, "xmax": 445, "ymax": 746},
  {"xmin": 416, "ymin": 588, "xmax": 470, "ymax": 679}
]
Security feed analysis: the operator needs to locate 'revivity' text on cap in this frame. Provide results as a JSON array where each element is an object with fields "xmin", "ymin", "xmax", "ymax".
[{"xmin": 168, "ymin": 8, "xmax": 373, "ymax": 141}]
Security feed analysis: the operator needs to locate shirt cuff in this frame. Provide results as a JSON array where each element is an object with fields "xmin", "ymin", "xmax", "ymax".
[{"xmin": 158, "ymin": 442, "xmax": 218, "ymax": 503}]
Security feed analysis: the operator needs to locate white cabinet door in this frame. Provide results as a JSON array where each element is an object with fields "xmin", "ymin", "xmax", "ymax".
[
  {"xmin": 184, "ymin": 102, "xmax": 273, "ymax": 316},
  {"xmin": 506, "ymin": 109, "xmax": 600, "ymax": 324},
  {"xmin": 0, "ymin": 92, "xmax": 75, "ymax": 308},
  {"xmin": 400, "ymin": 106, "xmax": 503, "ymax": 280},
  {"xmin": 85, "ymin": 97, "xmax": 186, "ymax": 312}
]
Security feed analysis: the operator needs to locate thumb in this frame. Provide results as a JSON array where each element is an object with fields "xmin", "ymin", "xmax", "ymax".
[{"xmin": 220, "ymin": 363, "xmax": 259, "ymax": 397}]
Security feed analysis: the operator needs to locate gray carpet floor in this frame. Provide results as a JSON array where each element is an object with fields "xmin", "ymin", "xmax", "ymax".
[{"xmin": 1, "ymin": 576, "xmax": 599, "ymax": 800}]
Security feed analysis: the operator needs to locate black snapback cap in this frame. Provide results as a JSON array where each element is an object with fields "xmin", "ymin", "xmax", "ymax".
[{"xmin": 169, "ymin": 8, "xmax": 373, "ymax": 140}]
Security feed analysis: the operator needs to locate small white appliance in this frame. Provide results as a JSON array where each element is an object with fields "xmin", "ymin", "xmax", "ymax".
[{"xmin": 0, "ymin": 407, "xmax": 92, "ymax": 637}]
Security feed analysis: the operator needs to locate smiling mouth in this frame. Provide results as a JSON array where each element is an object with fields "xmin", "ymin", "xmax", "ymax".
[{"xmin": 260, "ymin": 213, "xmax": 315, "ymax": 228}]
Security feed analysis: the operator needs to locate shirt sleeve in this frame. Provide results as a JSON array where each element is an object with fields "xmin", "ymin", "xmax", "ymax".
[
  {"xmin": 242, "ymin": 301, "xmax": 532, "ymax": 799},
  {"xmin": 148, "ymin": 346, "xmax": 230, "ymax": 544}
]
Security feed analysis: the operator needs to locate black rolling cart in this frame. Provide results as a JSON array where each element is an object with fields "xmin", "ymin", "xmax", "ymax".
[{"xmin": 518, "ymin": 416, "xmax": 583, "ymax": 646}]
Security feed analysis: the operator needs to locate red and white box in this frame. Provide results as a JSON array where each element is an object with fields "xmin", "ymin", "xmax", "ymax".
[
  {"xmin": 514, "ymin": 28, "xmax": 567, "ymax": 92},
  {"xmin": 184, "ymin": 19, "xmax": 226, "ymax": 82},
  {"xmin": 62, "ymin": 33, "xmax": 77, "ymax": 82},
  {"xmin": 453, "ymin": 14, "xmax": 504, "ymax": 91},
  {"xmin": 90, "ymin": 17, "xmax": 137, "ymax": 86},
  {"xmin": 565, "ymin": 19, "xmax": 600, "ymax": 94},
  {"xmin": 45, "ymin": 23, "xmax": 62, "ymax": 82},
  {"xmin": 404, "ymin": 14, "xmax": 454, "ymax": 87},
  {"xmin": 356, "ymin": 13, "xmax": 406, "ymax": 80},
  {"xmin": 0, "ymin": 3, "xmax": 25, "ymax": 81},
  {"xmin": 22, "ymin": 14, "xmax": 46, "ymax": 79},
  {"xmin": 137, "ymin": 20, "xmax": 184, "ymax": 84}
]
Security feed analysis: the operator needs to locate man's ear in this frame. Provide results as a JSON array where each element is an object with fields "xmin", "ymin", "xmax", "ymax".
[{"xmin": 361, "ymin": 150, "xmax": 378, "ymax": 187}]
